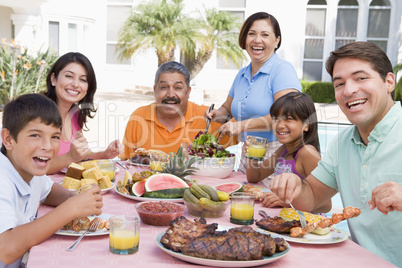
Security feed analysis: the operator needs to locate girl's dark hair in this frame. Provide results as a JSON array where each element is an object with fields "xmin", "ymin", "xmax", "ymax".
[
  {"xmin": 238, "ymin": 12, "xmax": 282, "ymax": 51},
  {"xmin": 1, "ymin": 93, "xmax": 62, "ymax": 155},
  {"xmin": 270, "ymin": 92, "xmax": 320, "ymax": 156},
  {"xmin": 44, "ymin": 52, "xmax": 97, "ymax": 130}
]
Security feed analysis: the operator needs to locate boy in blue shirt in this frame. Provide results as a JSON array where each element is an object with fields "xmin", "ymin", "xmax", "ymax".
[{"xmin": 0, "ymin": 94, "xmax": 103, "ymax": 267}]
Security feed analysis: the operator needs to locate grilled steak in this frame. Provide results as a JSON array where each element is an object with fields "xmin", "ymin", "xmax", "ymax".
[
  {"xmin": 274, "ymin": 237, "xmax": 288, "ymax": 253},
  {"xmin": 160, "ymin": 216, "xmax": 218, "ymax": 252},
  {"xmin": 256, "ymin": 216, "xmax": 301, "ymax": 233},
  {"xmin": 181, "ymin": 233, "xmax": 264, "ymax": 261},
  {"xmin": 227, "ymin": 226, "xmax": 276, "ymax": 256}
]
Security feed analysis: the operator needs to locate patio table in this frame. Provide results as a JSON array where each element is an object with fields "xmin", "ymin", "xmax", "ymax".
[{"xmin": 27, "ymin": 162, "xmax": 396, "ymax": 267}]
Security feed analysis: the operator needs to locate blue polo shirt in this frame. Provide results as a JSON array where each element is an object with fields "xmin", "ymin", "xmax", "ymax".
[
  {"xmin": 312, "ymin": 102, "xmax": 402, "ymax": 266},
  {"xmin": 229, "ymin": 53, "xmax": 301, "ymax": 142}
]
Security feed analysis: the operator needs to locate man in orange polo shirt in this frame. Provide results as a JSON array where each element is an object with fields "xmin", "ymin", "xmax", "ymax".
[{"xmin": 120, "ymin": 61, "xmax": 235, "ymax": 160}]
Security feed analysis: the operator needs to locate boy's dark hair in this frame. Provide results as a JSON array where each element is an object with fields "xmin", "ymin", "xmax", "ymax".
[
  {"xmin": 1, "ymin": 94, "xmax": 62, "ymax": 155},
  {"xmin": 326, "ymin": 41, "xmax": 394, "ymax": 99},
  {"xmin": 270, "ymin": 92, "xmax": 320, "ymax": 156},
  {"xmin": 44, "ymin": 52, "xmax": 97, "ymax": 130},
  {"xmin": 238, "ymin": 12, "xmax": 282, "ymax": 52}
]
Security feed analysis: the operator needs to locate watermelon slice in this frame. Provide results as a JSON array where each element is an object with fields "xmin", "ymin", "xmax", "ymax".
[
  {"xmin": 213, "ymin": 182, "xmax": 243, "ymax": 194},
  {"xmin": 144, "ymin": 173, "xmax": 188, "ymax": 191},
  {"xmin": 132, "ymin": 180, "xmax": 146, "ymax": 197}
]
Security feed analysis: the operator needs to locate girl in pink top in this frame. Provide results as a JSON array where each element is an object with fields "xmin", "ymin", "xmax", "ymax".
[
  {"xmin": 245, "ymin": 92, "xmax": 329, "ymax": 211},
  {"xmin": 44, "ymin": 52, "xmax": 123, "ymax": 174}
]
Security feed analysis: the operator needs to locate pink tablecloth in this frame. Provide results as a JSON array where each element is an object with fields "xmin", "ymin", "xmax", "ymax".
[{"xmin": 27, "ymin": 163, "xmax": 396, "ymax": 267}]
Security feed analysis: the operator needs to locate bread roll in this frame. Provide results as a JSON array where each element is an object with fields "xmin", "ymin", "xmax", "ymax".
[
  {"xmin": 61, "ymin": 176, "xmax": 82, "ymax": 190},
  {"xmin": 65, "ymin": 162, "xmax": 85, "ymax": 179},
  {"xmin": 98, "ymin": 175, "xmax": 113, "ymax": 189},
  {"xmin": 82, "ymin": 166, "xmax": 102, "ymax": 180},
  {"xmin": 81, "ymin": 178, "xmax": 98, "ymax": 187},
  {"xmin": 81, "ymin": 160, "xmax": 99, "ymax": 170}
]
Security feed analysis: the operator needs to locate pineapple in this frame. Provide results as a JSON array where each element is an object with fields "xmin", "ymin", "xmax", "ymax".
[{"xmin": 161, "ymin": 146, "xmax": 199, "ymax": 182}]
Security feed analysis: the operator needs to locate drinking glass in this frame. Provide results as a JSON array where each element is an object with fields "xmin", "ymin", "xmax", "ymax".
[
  {"xmin": 109, "ymin": 215, "xmax": 140, "ymax": 255},
  {"xmin": 246, "ymin": 136, "xmax": 268, "ymax": 160},
  {"xmin": 97, "ymin": 160, "xmax": 116, "ymax": 182},
  {"xmin": 230, "ymin": 192, "xmax": 255, "ymax": 225}
]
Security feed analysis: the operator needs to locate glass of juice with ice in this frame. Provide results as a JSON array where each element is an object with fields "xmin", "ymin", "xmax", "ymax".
[
  {"xmin": 246, "ymin": 136, "xmax": 268, "ymax": 160},
  {"xmin": 109, "ymin": 216, "xmax": 140, "ymax": 255},
  {"xmin": 230, "ymin": 192, "xmax": 255, "ymax": 225}
]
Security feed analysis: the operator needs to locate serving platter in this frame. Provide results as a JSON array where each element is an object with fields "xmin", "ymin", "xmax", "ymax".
[
  {"xmin": 127, "ymin": 159, "xmax": 150, "ymax": 167},
  {"xmin": 59, "ymin": 182, "xmax": 115, "ymax": 194},
  {"xmin": 114, "ymin": 186, "xmax": 183, "ymax": 203},
  {"xmin": 257, "ymin": 227, "xmax": 349, "ymax": 244},
  {"xmin": 155, "ymin": 226, "xmax": 290, "ymax": 267},
  {"xmin": 55, "ymin": 213, "xmax": 112, "ymax": 236}
]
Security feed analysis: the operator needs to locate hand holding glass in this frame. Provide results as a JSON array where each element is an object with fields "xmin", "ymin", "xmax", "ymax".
[
  {"xmin": 230, "ymin": 192, "xmax": 255, "ymax": 225},
  {"xmin": 246, "ymin": 136, "xmax": 268, "ymax": 160},
  {"xmin": 109, "ymin": 215, "xmax": 140, "ymax": 255}
]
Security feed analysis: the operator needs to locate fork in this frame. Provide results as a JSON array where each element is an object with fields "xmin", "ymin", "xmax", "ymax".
[
  {"xmin": 66, "ymin": 217, "xmax": 101, "ymax": 251},
  {"xmin": 289, "ymin": 203, "xmax": 307, "ymax": 229}
]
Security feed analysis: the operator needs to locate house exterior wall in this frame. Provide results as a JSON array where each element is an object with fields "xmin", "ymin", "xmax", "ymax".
[{"xmin": 0, "ymin": 0, "xmax": 401, "ymax": 97}]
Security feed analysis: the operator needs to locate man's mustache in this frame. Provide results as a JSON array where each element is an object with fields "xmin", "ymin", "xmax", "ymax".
[{"xmin": 162, "ymin": 97, "xmax": 181, "ymax": 104}]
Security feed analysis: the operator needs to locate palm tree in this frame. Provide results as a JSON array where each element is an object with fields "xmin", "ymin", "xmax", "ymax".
[
  {"xmin": 116, "ymin": 0, "xmax": 246, "ymax": 79},
  {"xmin": 182, "ymin": 8, "xmax": 247, "ymax": 79},
  {"xmin": 117, "ymin": 0, "xmax": 205, "ymax": 67}
]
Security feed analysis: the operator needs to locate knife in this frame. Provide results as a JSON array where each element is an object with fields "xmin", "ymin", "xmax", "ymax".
[{"xmin": 116, "ymin": 161, "xmax": 128, "ymax": 170}]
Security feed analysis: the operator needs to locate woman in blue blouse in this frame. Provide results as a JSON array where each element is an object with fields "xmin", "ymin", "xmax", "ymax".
[{"xmin": 206, "ymin": 12, "xmax": 301, "ymax": 171}]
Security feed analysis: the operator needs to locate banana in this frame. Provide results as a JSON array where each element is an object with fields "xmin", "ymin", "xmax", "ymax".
[
  {"xmin": 190, "ymin": 184, "xmax": 211, "ymax": 199},
  {"xmin": 199, "ymin": 184, "xmax": 220, "ymax": 202}
]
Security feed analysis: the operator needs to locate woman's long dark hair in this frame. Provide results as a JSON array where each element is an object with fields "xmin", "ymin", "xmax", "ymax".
[
  {"xmin": 270, "ymin": 92, "xmax": 320, "ymax": 157},
  {"xmin": 44, "ymin": 52, "xmax": 97, "ymax": 130}
]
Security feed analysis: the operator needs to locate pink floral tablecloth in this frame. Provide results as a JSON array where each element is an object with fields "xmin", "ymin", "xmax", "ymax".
[{"xmin": 27, "ymin": 163, "xmax": 396, "ymax": 267}]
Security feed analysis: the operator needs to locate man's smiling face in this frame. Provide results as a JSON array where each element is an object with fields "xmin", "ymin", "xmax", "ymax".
[
  {"xmin": 154, "ymin": 72, "xmax": 191, "ymax": 120},
  {"xmin": 333, "ymin": 58, "xmax": 395, "ymax": 133}
]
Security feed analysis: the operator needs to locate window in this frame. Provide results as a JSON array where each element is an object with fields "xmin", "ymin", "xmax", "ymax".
[
  {"xmin": 303, "ymin": 0, "xmax": 327, "ymax": 81},
  {"xmin": 335, "ymin": 0, "xmax": 358, "ymax": 50},
  {"xmin": 68, "ymin": 23, "xmax": 78, "ymax": 52},
  {"xmin": 49, "ymin": 21, "xmax": 59, "ymax": 55},
  {"xmin": 106, "ymin": 2, "xmax": 133, "ymax": 65},
  {"xmin": 367, "ymin": 0, "xmax": 390, "ymax": 53},
  {"xmin": 217, "ymin": 1, "xmax": 246, "ymax": 69}
]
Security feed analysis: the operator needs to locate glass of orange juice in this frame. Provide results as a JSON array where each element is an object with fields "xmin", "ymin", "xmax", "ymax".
[
  {"xmin": 97, "ymin": 160, "xmax": 116, "ymax": 182},
  {"xmin": 109, "ymin": 215, "xmax": 140, "ymax": 255},
  {"xmin": 230, "ymin": 192, "xmax": 255, "ymax": 225},
  {"xmin": 246, "ymin": 136, "xmax": 268, "ymax": 160}
]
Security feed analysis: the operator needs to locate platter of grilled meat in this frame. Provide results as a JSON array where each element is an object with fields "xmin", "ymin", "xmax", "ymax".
[
  {"xmin": 255, "ymin": 207, "xmax": 362, "ymax": 244},
  {"xmin": 156, "ymin": 216, "xmax": 289, "ymax": 267}
]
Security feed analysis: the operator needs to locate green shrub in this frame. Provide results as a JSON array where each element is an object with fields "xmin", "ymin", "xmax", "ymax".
[
  {"xmin": 0, "ymin": 39, "xmax": 58, "ymax": 105},
  {"xmin": 301, "ymin": 80, "xmax": 335, "ymax": 103},
  {"xmin": 394, "ymin": 63, "xmax": 402, "ymax": 103}
]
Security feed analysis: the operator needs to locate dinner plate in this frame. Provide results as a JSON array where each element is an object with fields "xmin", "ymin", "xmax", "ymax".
[
  {"xmin": 55, "ymin": 213, "xmax": 112, "ymax": 236},
  {"xmin": 60, "ymin": 167, "xmax": 120, "ymax": 173},
  {"xmin": 155, "ymin": 226, "xmax": 290, "ymax": 267},
  {"xmin": 59, "ymin": 182, "xmax": 115, "ymax": 194},
  {"xmin": 127, "ymin": 159, "xmax": 150, "ymax": 167},
  {"xmin": 257, "ymin": 227, "xmax": 349, "ymax": 244},
  {"xmin": 114, "ymin": 186, "xmax": 183, "ymax": 202}
]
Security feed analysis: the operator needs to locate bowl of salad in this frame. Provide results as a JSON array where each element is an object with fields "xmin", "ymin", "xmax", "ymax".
[{"xmin": 188, "ymin": 132, "xmax": 235, "ymax": 179}]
